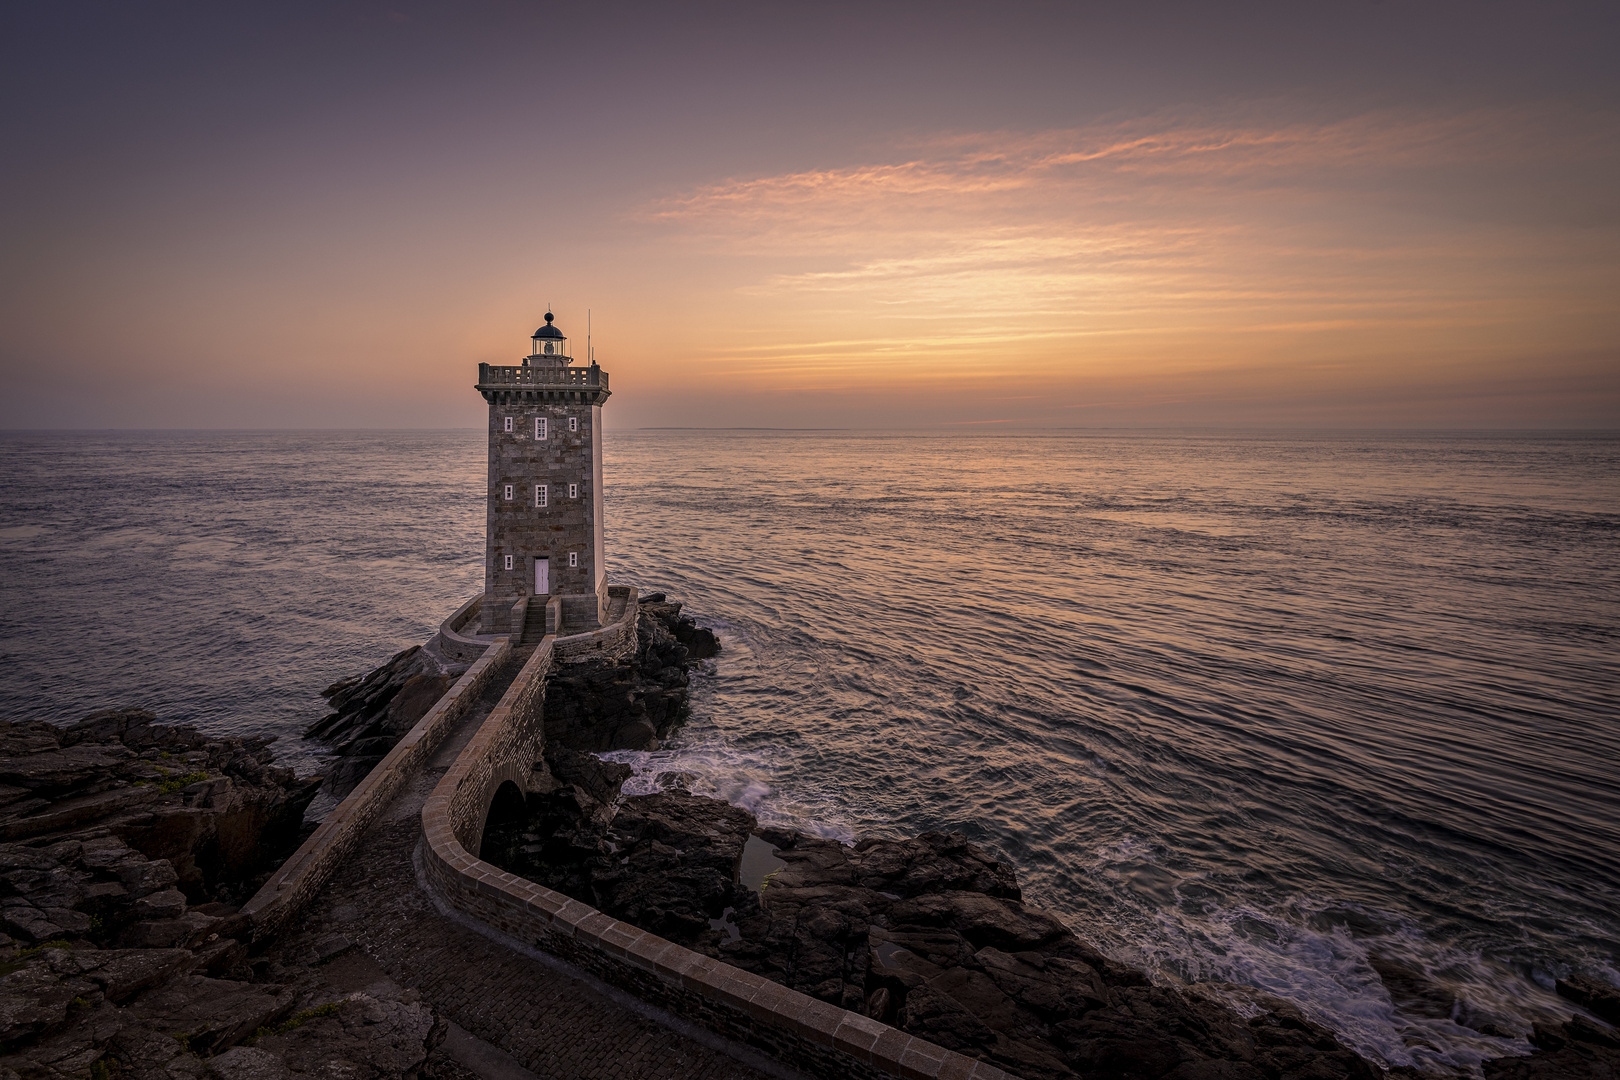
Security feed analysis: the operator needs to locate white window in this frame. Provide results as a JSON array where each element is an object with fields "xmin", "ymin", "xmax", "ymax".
[
  {"xmin": 502, "ymin": 484, "xmax": 514, "ymax": 501},
  {"xmin": 568, "ymin": 483, "xmax": 578, "ymax": 499},
  {"xmin": 503, "ymin": 554, "xmax": 513, "ymax": 571},
  {"xmin": 535, "ymin": 484, "xmax": 547, "ymax": 507},
  {"xmin": 535, "ymin": 417, "xmax": 547, "ymax": 439},
  {"xmin": 503, "ymin": 417, "xmax": 513, "ymax": 433},
  {"xmin": 568, "ymin": 551, "xmax": 578, "ymax": 567},
  {"xmin": 569, "ymin": 416, "xmax": 579, "ymax": 432}
]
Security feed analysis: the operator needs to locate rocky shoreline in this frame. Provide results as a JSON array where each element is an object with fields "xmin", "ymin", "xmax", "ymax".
[
  {"xmin": 0, "ymin": 709, "xmax": 439, "ymax": 1080},
  {"xmin": 0, "ymin": 595, "xmax": 1614, "ymax": 1080},
  {"xmin": 484, "ymin": 780, "xmax": 1620, "ymax": 1080}
]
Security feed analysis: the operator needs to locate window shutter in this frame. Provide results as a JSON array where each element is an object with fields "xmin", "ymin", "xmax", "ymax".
[{"xmin": 536, "ymin": 417, "xmax": 547, "ymax": 439}]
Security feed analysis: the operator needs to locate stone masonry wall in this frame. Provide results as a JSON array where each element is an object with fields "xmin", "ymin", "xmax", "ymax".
[
  {"xmin": 482, "ymin": 398, "xmax": 602, "ymax": 631},
  {"xmin": 421, "ymin": 606, "xmax": 1008, "ymax": 1080},
  {"xmin": 553, "ymin": 589, "xmax": 639, "ymax": 664},
  {"xmin": 445, "ymin": 639, "xmax": 554, "ymax": 858},
  {"xmin": 245, "ymin": 636, "xmax": 513, "ymax": 937},
  {"xmin": 437, "ymin": 593, "xmax": 492, "ymax": 664}
]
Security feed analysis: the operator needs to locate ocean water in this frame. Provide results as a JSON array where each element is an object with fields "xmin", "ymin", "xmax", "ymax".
[{"xmin": 2, "ymin": 428, "xmax": 1616, "ymax": 1074}]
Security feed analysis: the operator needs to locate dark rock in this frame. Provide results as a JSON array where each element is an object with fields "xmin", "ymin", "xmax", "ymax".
[
  {"xmin": 320, "ymin": 755, "xmax": 387, "ymax": 801},
  {"xmin": 0, "ymin": 711, "xmax": 318, "ymax": 907},
  {"xmin": 542, "ymin": 599, "xmax": 717, "ymax": 753},
  {"xmin": 209, "ymin": 1045, "xmax": 294, "ymax": 1080},
  {"xmin": 548, "ymin": 748, "xmax": 633, "ymax": 809},
  {"xmin": 1528, "ymin": 1022, "xmax": 1567, "ymax": 1052},
  {"xmin": 1568, "ymin": 1014, "xmax": 1620, "ymax": 1049},
  {"xmin": 120, "ymin": 973, "xmax": 296, "ymax": 1056},
  {"xmin": 309, "ymin": 933, "xmax": 354, "ymax": 964},
  {"xmin": 1370, "ymin": 953, "xmax": 1458, "ymax": 1020},
  {"xmin": 251, "ymin": 993, "xmax": 436, "ymax": 1079},
  {"xmin": 0, "ymin": 705, "xmax": 444, "ymax": 1080},
  {"xmin": 485, "ymin": 772, "xmax": 1387, "ymax": 1080},
  {"xmin": 84, "ymin": 948, "xmax": 200, "ymax": 1002},
  {"xmin": 118, "ymin": 911, "xmax": 220, "ymax": 948},
  {"xmin": 304, "ymin": 646, "xmax": 463, "ymax": 799},
  {"xmin": 132, "ymin": 886, "xmax": 187, "ymax": 920},
  {"xmin": 196, "ymin": 935, "xmax": 249, "ymax": 976},
  {"xmin": 1559, "ymin": 973, "xmax": 1620, "ymax": 1025}
]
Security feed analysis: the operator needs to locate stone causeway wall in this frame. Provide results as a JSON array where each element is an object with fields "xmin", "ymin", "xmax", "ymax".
[
  {"xmin": 243, "ymin": 636, "xmax": 513, "ymax": 937},
  {"xmin": 445, "ymin": 638, "xmax": 556, "ymax": 857},
  {"xmin": 419, "ymin": 604, "xmax": 1009, "ymax": 1080},
  {"xmin": 248, "ymin": 584, "xmax": 1003, "ymax": 1078},
  {"xmin": 438, "ymin": 592, "xmax": 497, "ymax": 664},
  {"xmin": 554, "ymin": 585, "xmax": 638, "ymax": 663}
]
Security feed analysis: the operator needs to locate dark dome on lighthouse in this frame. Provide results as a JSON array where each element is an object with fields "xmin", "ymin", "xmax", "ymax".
[{"xmin": 533, "ymin": 312, "xmax": 565, "ymax": 339}]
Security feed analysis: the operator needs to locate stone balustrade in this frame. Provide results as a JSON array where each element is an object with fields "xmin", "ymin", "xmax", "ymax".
[{"xmin": 477, "ymin": 364, "xmax": 609, "ymax": 389}]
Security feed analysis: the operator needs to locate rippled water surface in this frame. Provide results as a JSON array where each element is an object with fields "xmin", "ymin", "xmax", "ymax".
[{"xmin": 2, "ymin": 428, "xmax": 1616, "ymax": 1074}]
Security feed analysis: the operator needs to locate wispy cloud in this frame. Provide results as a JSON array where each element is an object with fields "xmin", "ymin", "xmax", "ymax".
[{"xmin": 637, "ymin": 105, "xmax": 1616, "ymax": 382}]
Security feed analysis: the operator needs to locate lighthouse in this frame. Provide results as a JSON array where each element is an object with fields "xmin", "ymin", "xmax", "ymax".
[{"xmin": 475, "ymin": 312, "xmax": 611, "ymax": 634}]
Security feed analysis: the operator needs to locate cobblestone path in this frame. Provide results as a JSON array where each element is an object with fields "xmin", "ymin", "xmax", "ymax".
[{"xmin": 274, "ymin": 652, "xmax": 771, "ymax": 1080}]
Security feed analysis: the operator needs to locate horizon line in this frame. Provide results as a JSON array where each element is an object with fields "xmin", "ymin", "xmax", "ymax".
[{"xmin": 1, "ymin": 425, "xmax": 1617, "ymax": 435}]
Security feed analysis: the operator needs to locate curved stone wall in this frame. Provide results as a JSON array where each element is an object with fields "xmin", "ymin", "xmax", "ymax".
[
  {"xmin": 420, "ymin": 612, "xmax": 1008, "ymax": 1080},
  {"xmin": 438, "ymin": 592, "xmax": 499, "ymax": 664}
]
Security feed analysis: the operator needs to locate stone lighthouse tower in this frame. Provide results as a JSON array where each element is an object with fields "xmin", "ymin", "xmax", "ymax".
[{"xmin": 475, "ymin": 312, "xmax": 611, "ymax": 634}]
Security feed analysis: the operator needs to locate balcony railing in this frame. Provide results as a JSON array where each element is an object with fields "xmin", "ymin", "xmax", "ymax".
[{"xmin": 478, "ymin": 364, "xmax": 608, "ymax": 391}]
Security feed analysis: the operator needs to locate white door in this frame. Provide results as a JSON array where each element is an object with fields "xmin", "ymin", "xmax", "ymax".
[{"xmin": 534, "ymin": 557, "xmax": 549, "ymax": 596}]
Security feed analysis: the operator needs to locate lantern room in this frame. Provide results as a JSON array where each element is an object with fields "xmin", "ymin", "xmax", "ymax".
[{"xmin": 528, "ymin": 312, "xmax": 571, "ymax": 363}]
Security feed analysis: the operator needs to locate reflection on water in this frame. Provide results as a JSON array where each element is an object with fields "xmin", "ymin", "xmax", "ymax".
[{"xmin": 2, "ymin": 427, "xmax": 1617, "ymax": 1073}]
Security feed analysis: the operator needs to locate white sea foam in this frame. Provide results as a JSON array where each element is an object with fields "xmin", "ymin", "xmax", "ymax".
[
  {"xmin": 600, "ymin": 738, "xmax": 856, "ymax": 842},
  {"xmin": 1074, "ymin": 839, "xmax": 1568, "ymax": 1075}
]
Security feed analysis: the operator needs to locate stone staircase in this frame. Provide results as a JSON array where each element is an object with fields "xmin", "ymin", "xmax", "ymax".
[
  {"xmin": 519, "ymin": 593, "xmax": 613, "ymax": 644},
  {"xmin": 520, "ymin": 599, "xmax": 549, "ymax": 645}
]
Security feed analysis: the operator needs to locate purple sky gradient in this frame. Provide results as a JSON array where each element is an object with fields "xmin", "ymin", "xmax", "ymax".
[{"xmin": 3, "ymin": 2, "xmax": 1616, "ymax": 428}]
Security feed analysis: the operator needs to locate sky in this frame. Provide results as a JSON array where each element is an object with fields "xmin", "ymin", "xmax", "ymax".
[{"xmin": 2, "ymin": 1, "xmax": 1617, "ymax": 430}]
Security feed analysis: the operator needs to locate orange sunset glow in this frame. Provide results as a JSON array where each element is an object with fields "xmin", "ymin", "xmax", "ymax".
[{"xmin": 2, "ymin": 4, "xmax": 1616, "ymax": 429}]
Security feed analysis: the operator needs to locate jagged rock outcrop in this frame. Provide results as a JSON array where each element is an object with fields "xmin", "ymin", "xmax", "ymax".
[
  {"xmin": 485, "ymin": 787, "xmax": 1387, "ymax": 1080},
  {"xmin": 0, "ymin": 710, "xmax": 319, "ymax": 904},
  {"xmin": 302, "ymin": 645, "xmax": 464, "ymax": 800},
  {"xmin": 1479, "ymin": 975, "xmax": 1620, "ymax": 1079},
  {"xmin": 0, "ymin": 939, "xmax": 443, "ymax": 1080},
  {"xmin": 0, "ymin": 707, "xmax": 451, "ymax": 1080},
  {"xmin": 541, "ymin": 595, "xmax": 718, "ymax": 752}
]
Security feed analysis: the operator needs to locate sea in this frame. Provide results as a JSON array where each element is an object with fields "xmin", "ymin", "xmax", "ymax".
[{"xmin": 1, "ymin": 428, "xmax": 1616, "ymax": 1075}]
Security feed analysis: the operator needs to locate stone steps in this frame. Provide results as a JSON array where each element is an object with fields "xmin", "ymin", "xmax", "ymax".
[{"xmin": 520, "ymin": 602, "xmax": 549, "ymax": 645}]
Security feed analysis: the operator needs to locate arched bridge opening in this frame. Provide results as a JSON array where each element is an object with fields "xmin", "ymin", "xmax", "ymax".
[{"xmin": 478, "ymin": 779, "xmax": 531, "ymax": 865}]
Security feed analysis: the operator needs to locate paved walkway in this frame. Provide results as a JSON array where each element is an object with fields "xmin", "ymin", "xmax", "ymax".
[{"xmin": 272, "ymin": 653, "xmax": 772, "ymax": 1080}]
